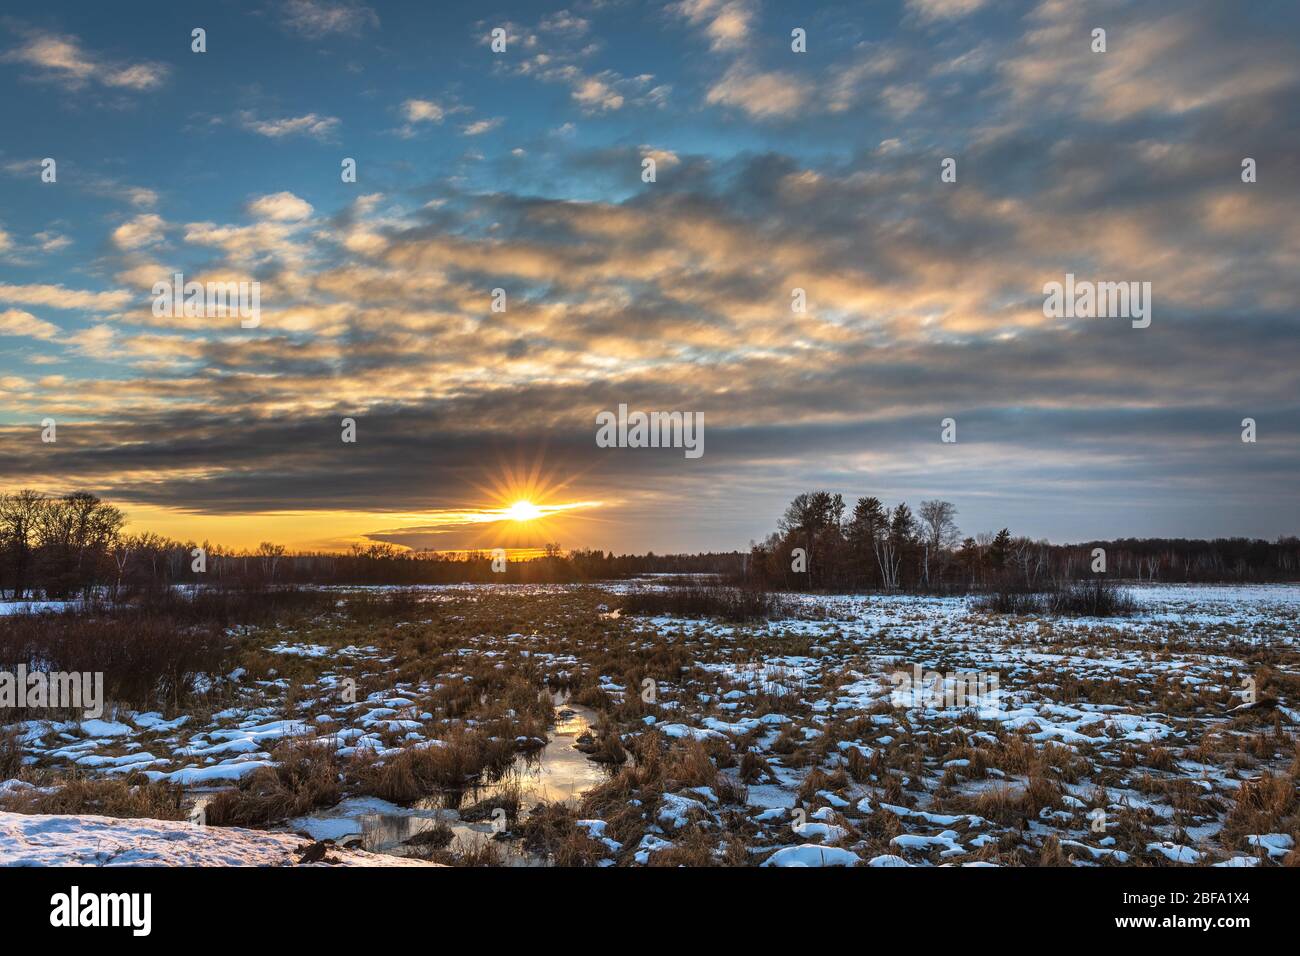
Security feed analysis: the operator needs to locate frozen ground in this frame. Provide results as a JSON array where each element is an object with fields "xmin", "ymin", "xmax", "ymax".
[
  {"xmin": 0, "ymin": 599, "xmax": 83, "ymax": 616},
  {"xmin": 0, "ymin": 810, "xmax": 436, "ymax": 866},
  {"xmin": 3, "ymin": 583, "xmax": 1297, "ymax": 866}
]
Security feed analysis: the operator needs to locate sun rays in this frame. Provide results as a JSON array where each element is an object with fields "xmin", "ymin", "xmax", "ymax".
[{"xmin": 442, "ymin": 447, "xmax": 607, "ymax": 553}]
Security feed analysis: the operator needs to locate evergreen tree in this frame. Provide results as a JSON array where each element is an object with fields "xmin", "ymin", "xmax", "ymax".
[
  {"xmin": 847, "ymin": 496, "xmax": 887, "ymax": 586},
  {"xmin": 989, "ymin": 528, "xmax": 1012, "ymax": 570}
]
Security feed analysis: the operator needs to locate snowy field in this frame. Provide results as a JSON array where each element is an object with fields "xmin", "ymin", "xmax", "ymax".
[
  {"xmin": 2, "ymin": 583, "xmax": 1297, "ymax": 866},
  {"xmin": 0, "ymin": 810, "xmax": 437, "ymax": 866}
]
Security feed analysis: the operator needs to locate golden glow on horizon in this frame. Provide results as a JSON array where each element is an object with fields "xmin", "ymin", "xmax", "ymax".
[
  {"xmin": 108, "ymin": 450, "xmax": 613, "ymax": 553},
  {"xmin": 117, "ymin": 501, "xmax": 606, "ymax": 553}
]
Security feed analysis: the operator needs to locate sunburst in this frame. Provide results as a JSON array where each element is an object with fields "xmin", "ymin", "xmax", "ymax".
[{"xmin": 459, "ymin": 446, "xmax": 609, "ymax": 553}]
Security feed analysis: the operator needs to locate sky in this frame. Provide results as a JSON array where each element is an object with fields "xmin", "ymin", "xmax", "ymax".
[{"xmin": 0, "ymin": 0, "xmax": 1297, "ymax": 554}]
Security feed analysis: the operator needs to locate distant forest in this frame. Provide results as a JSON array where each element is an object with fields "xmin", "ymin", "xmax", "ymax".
[
  {"xmin": 742, "ymin": 491, "xmax": 1300, "ymax": 593},
  {"xmin": 1, "ymin": 489, "xmax": 1298, "ymax": 600}
]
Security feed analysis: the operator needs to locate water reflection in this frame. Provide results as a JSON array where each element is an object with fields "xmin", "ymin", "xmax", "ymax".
[{"xmin": 285, "ymin": 696, "xmax": 620, "ymax": 865}]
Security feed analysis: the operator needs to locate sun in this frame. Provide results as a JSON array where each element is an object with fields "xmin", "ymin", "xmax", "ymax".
[
  {"xmin": 461, "ymin": 449, "xmax": 607, "ymax": 549},
  {"xmin": 506, "ymin": 500, "xmax": 543, "ymax": 522}
]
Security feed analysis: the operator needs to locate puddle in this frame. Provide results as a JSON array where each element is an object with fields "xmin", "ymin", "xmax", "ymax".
[
  {"xmin": 283, "ymin": 696, "xmax": 619, "ymax": 865},
  {"xmin": 461, "ymin": 698, "xmax": 615, "ymax": 806}
]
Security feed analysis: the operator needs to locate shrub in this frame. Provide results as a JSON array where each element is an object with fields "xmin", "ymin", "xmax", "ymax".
[
  {"xmin": 971, "ymin": 589, "xmax": 1044, "ymax": 615},
  {"xmin": 973, "ymin": 579, "xmax": 1136, "ymax": 618},
  {"xmin": 204, "ymin": 739, "xmax": 342, "ymax": 826},
  {"xmin": 619, "ymin": 583, "xmax": 791, "ymax": 622},
  {"xmin": 1046, "ymin": 579, "xmax": 1138, "ymax": 617},
  {"xmin": 0, "ymin": 607, "xmax": 232, "ymax": 714}
]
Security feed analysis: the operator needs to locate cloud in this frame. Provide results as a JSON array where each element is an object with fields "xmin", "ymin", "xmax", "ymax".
[
  {"xmin": 122, "ymin": 186, "xmax": 159, "ymax": 208},
  {"xmin": 35, "ymin": 231, "xmax": 71, "ymax": 253},
  {"xmin": 181, "ymin": 218, "xmax": 313, "ymax": 270},
  {"xmin": 0, "ymin": 282, "xmax": 133, "ymax": 311},
  {"xmin": 639, "ymin": 146, "xmax": 681, "ymax": 170},
  {"xmin": 401, "ymin": 98, "xmax": 446, "ymax": 124},
  {"xmin": 2, "ymin": 30, "xmax": 168, "ymax": 91},
  {"xmin": 111, "ymin": 213, "xmax": 166, "ymax": 250},
  {"xmin": 1001, "ymin": 0, "xmax": 1300, "ymax": 123},
  {"xmin": 571, "ymin": 74, "xmax": 624, "ymax": 112},
  {"xmin": 0, "ymin": 309, "xmax": 60, "ymax": 340},
  {"xmin": 494, "ymin": 13, "xmax": 663, "ymax": 114},
  {"xmin": 238, "ymin": 111, "xmax": 340, "ymax": 140},
  {"xmin": 7, "ymin": 163, "xmax": 160, "ymax": 208},
  {"xmin": 63, "ymin": 324, "xmax": 117, "ymax": 359},
  {"xmin": 395, "ymin": 97, "xmax": 474, "ymax": 136},
  {"xmin": 281, "ymin": 0, "xmax": 379, "ymax": 39},
  {"xmin": 670, "ymin": 0, "xmax": 755, "ymax": 52},
  {"xmin": 706, "ymin": 64, "xmax": 812, "ymax": 119},
  {"xmin": 906, "ymin": 0, "xmax": 989, "ymax": 22},
  {"xmin": 247, "ymin": 192, "xmax": 315, "ymax": 222},
  {"xmin": 824, "ymin": 45, "xmax": 907, "ymax": 113},
  {"xmin": 77, "ymin": 178, "xmax": 161, "ymax": 208},
  {"xmin": 461, "ymin": 117, "xmax": 503, "ymax": 136},
  {"xmin": 4, "ymin": 0, "xmax": 1299, "ymax": 548},
  {"xmin": 879, "ymin": 83, "xmax": 927, "ymax": 117},
  {"xmin": 539, "ymin": 67, "xmax": 665, "ymax": 113},
  {"xmin": 538, "ymin": 11, "xmax": 590, "ymax": 37}
]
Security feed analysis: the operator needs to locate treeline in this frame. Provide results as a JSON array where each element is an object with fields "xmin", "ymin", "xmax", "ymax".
[
  {"xmin": 741, "ymin": 490, "xmax": 1300, "ymax": 592},
  {"xmin": 2, "ymin": 489, "xmax": 1297, "ymax": 601},
  {"xmin": 161, "ymin": 544, "xmax": 743, "ymax": 589},
  {"xmin": 0, "ymin": 490, "xmax": 742, "ymax": 599},
  {"xmin": 0, "ymin": 491, "xmax": 126, "ymax": 600}
]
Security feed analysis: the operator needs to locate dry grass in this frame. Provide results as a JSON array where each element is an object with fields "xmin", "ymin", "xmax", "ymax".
[
  {"xmin": 205, "ymin": 739, "xmax": 341, "ymax": 826},
  {"xmin": 403, "ymin": 821, "xmax": 455, "ymax": 850},
  {"xmin": 460, "ymin": 780, "xmax": 524, "ymax": 828},
  {"xmin": 521, "ymin": 802, "xmax": 606, "ymax": 866},
  {"xmin": 353, "ymin": 728, "xmax": 517, "ymax": 805},
  {"xmin": 1223, "ymin": 771, "xmax": 1298, "ymax": 848},
  {"xmin": 0, "ymin": 726, "xmax": 24, "ymax": 780},
  {"xmin": 7, "ymin": 585, "xmax": 1297, "ymax": 868},
  {"xmin": 424, "ymin": 839, "xmax": 505, "ymax": 867},
  {"xmin": 0, "ymin": 774, "xmax": 185, "ymax": 820}
]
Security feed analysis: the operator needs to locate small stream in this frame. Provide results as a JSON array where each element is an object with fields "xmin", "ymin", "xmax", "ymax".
[{"xmin": 284, "ymin": 696, "xmax": 617, "ymax": 865}]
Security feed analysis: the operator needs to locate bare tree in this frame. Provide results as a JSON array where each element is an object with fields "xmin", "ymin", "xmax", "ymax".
[
  {"xmin": 917, "ymin": 500, "xmax": 960, "ymax": 586},
  {"xmin": 0, "ymin": 490, "xmax": 46, "ymax": 599},
  {"xmin": 257, "ymin": 541, "xmax": 286, "ymax": 582},
  {"xmin": 111, "ymin": 536, "xmax": 134, "ymax": 599},
  {"xmin": 874, "ymin": 534, "xmax": 901, "ymax": 589}
]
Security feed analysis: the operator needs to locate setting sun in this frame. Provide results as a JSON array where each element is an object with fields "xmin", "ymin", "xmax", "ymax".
[{"xmin": 506, "ymin": 500, "xmax": 543, "ymax": 522}]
